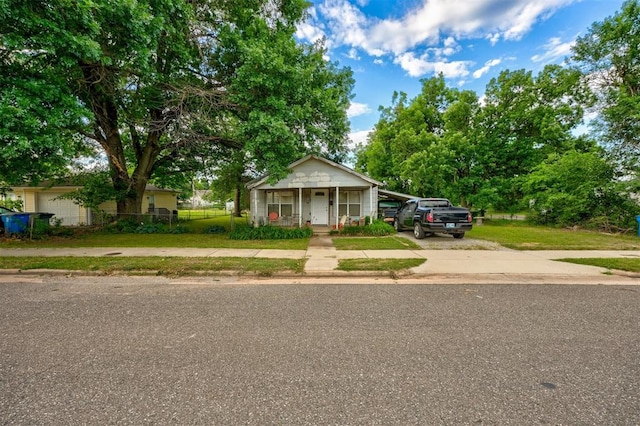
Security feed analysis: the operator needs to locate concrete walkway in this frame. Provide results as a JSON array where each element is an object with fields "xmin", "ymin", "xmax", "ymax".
[{"xmin": 1, "ymin": 236, "xmax": 640, "ymax": 284}]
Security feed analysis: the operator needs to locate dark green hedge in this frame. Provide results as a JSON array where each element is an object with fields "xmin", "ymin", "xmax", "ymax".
[{"xmin": 229, "ymin": 225, "xmax": 313, "ymax": 240}]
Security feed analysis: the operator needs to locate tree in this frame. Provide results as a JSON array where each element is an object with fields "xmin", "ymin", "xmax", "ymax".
[
  {"xmin": 0, "ymin": 0, "xmax": 353, "ymax": 216},
  {"xmin": 474, "ymin": 65, "xmax": 592, "ymax": 210},
  {"xmin": 521, "ymin": 150, "xmax": 640, "ymax": 231},
  {"xmin": 572, "ymin": 0, "xmax": 640, "ymax": 167},
  {"xmin": 355, "ymin": 75, "xmax": 460, "ymax": 195}
]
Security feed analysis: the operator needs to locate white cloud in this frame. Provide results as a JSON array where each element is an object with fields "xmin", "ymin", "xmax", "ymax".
[
  {"xmin": 317, "ymin": 0, "xmax": 370, "ymax": 51},
  {"xmin": 473, "ymin": 58, "xmax": 502, "ymax": 78},
  {"xmin": 295, "ymin": 21, "xmax": 325, "ymax": 44},
  {"xmin": 303, "ymin": 0, "xmax": 576, "ymax": 55},
  {"xmin": 348, "ymin": 129, "xmax": 373, "ymax": 149},
  {"xmin": 531, "ymin": 36, "xmax": 575, "ymax": 63},
  {"xmin": 394, "ymin": 52, "xmax": 472, "ymax": 78},
  {"xmin": 373, "ymin": 58, "xmax": 384, "ymax": 65},
  {"xmin": 347, "ymin": 102, "xmax": 372, "ymax": 118},
  {"xmin": 346, "ymin": 48, "xmax": 360, "ymax": 60}
]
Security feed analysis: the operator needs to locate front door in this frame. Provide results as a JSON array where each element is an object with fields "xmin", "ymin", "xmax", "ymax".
[{"xmin": 311, "ymin": 190, "xmax": 328, "ymax": 225}]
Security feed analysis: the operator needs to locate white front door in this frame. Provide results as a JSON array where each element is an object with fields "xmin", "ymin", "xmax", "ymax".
[{"xmin": 310, "ymin": 190, "xmax": 328, "ymax": 225}]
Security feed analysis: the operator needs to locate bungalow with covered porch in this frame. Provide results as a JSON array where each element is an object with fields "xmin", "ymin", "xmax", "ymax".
[{"xmin": 246, "ymin": 155, "xmax": 382, "ymax": 229}]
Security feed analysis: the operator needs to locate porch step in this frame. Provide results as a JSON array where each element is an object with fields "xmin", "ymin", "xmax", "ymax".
[{"xmin": 311, "ymin": 226, "xmax": 331, "ymax": 236}]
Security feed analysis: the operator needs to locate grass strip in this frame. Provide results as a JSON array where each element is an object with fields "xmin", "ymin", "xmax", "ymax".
[
  {"xmin": 0, "ymin": 256, "xmax": 305, "ymax": 276},
  {"xmin": 0, "ymin": 233, "xmax": 310, "ymax": 250},
  {"xmin": 332, "ymin": 236, "xmax": 422, "ymax": 250},
  {"xmin": 468, "ymin": 222, "xmax": 640, "ymax": 250},
  {"xmin": 337, "ymin": 258, "xmax": 425, "ymax": 271},
  {"xmin": 557, "ymin": 258, "xmax": 640, "ymax": 273}
]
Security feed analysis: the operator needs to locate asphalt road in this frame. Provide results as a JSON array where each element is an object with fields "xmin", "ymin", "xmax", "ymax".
[{"xmin": 1, "ymin": 276, "xmax": 639, "ymax": 425}]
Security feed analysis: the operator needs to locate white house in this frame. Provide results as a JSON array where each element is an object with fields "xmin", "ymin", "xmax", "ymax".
[{"xmin": 246, "ymin": 155, "xmax": 383, "ymax": 228}]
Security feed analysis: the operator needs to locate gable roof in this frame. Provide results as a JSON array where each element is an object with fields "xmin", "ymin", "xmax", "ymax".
[{"xmin": 246, "ymin": 155, "xmax": 382, "ymax": 189}]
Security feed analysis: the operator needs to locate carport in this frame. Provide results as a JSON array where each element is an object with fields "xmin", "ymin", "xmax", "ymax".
[{"xmin": 377, "ymin": 189, "xmax": 419, "ymax": 222}]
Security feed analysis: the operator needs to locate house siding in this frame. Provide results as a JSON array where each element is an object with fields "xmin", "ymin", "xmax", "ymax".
[{"xmin": 7, "ymin": 186, "xmax": 177, "ymax": 226}]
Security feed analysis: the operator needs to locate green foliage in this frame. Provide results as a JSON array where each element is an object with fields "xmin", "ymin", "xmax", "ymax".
[
  {"xmin": 357, "ymin": 67, "xmax": 590, "ymax": 210},
  {"xmin": 521, "ymin": 151, "xmax": 640, "ymax": 230},
  {"xmin": 202, "ymin": 225, "xmax": 227, "ymax": 235},
  {"xmin": 106, "ymin": 219, "xmax": 187, "ymax": 234},
  {"xmin": 332, "ymin": 220, "xmax": 395, "ymax": 236},
  {"xmin": 229, "ymin": 225, "xmax": 313, "ymax": 240},
  {"xmin": 1, "ymin": 198, "xmax": 23, "ymax": 211},
  {"xmin": 572, "ymin": 0, "xmax": 640, "ymax": 163},
  {"xmin": 56, "ymin": 172, "xmax": 119, "ymax": 210},
  {"xmin": 1, "ymin": 0, "xmax": 353, "ymax": 215}
]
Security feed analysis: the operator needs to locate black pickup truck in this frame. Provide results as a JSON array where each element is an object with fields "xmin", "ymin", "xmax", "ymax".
[{"xmin": 393, "ymin": 198, "xmax": 472, "ymax": 239}]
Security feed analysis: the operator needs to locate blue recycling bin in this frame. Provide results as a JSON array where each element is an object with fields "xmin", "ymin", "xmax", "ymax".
[
  {"xmin": 636, "ymin": 215, "xmax": 640, "ymax": 237},
  {"xmin": 1, "ymin": 213, "xmax": 31, "ymax": 234}
]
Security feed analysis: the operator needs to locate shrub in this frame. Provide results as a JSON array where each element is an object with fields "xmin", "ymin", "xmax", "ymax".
[
  {"xmin": 202, "ymin": 225, "xmax": 227, "ymax": 234},
  {"xmin": 229, "ymin": 225, "xmax": 313, "ymax": 240},
  {"xmin": 331, "ymin": 220, "xmax": 395, "ymax": 236},
  {"xmin": 103, "ymin": 218, "xmax": 188, "ymax": 234}
]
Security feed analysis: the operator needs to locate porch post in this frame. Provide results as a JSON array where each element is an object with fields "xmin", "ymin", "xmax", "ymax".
[
  {"xmin": 298, "ymin": 187, "xmax": 302, "ymax": 227},
  {"xmin": 370, "ymin": 185, "xmax": 374, "ymax": 221},
  {"xmin": 336, "ymin": 185, "xmax": 339, "ymax": 229},
  {"xmin": 253, "ymin": 190, "xmax": 258, "ymax": 226}
]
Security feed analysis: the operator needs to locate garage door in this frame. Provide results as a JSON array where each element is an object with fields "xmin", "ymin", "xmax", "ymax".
[{"xmin": 37, "ymin": 193, "xmax": 82, "ymax": 226}]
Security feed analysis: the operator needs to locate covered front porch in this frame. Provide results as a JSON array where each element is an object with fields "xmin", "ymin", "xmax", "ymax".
[
  {"xmin": 250, "ymin": 186, "xmax": 376, "ymax": 228},
  {"xmin": 246, "ymin": 155, "xmax": 383, "ymax": 228}
]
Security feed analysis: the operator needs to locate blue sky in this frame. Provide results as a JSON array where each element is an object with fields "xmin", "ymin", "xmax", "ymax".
[{"xmin": 295, "ymin": 0, "xmax": 627, "ymax": 149}]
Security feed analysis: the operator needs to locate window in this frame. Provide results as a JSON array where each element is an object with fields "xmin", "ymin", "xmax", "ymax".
[
  {"xmin": 338, "ymin": 191, "xmax": 361, "ymax": 217},
  {"xmin": 267, "ymin": 191, "xmax": 294, "ymax": 217}
]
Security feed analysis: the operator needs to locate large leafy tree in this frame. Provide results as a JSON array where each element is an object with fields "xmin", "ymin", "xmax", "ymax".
[
  {"xmin": 572, "ymin": 0, "xmax": 640, "ymax": 167},
  {"xmin": 357, "ymin": 66, "xmax": 591, "ymax": 211},
  {"xmin": 0, "ymin": 0, "xmax": 353, "ymax": 215},
  {"xmin": 521, "ymin": 150, "xmax": 640, "ymax": 230},
  {"xmin": 356, "ymin": 75, "xmax": 461, "ymax": 196},
  {"xmin": 474, "ymin": 65, "xmax": 592, "ymax": 210}
]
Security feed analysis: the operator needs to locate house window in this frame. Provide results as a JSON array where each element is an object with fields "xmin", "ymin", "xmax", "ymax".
[
  {"xmin": 338, "ymin": 191, "xmax": 361, "ymax": 217},
  {"xmin": 267, "ymin": 191, "xmax": 294, "ymax": 217}
]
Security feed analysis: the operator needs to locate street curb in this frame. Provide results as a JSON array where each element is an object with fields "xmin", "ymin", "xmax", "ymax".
[
  {"xmin": 1, "ymin": 268, "xmax": 638, "ymax": 285},
  {"xmin": 0, "ymin": 268, "xmax": 401, "ymax": 278}
]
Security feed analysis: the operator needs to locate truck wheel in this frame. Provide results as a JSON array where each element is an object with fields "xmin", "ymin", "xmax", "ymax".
[
  {"xmin": 414, "ymin": 222, "xmax": 426, "ymax": 239},
  {"xmin": 453, "ymin": 232, "xmax": 465, "ymax": 239}
]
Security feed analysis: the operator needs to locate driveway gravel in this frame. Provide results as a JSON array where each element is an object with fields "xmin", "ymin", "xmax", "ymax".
[{"xmin": 396, "ymin": 231, "xmax": 509, "ymax": 250}]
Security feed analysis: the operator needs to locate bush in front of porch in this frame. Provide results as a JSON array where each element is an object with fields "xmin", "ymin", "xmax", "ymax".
[
  {"xmin": 330, "ymin": 220, "xmax": 395, "ymax": 237},
  {"xmin": 229, "ymin": 224, "xmax": 313, "ymax": 240}
]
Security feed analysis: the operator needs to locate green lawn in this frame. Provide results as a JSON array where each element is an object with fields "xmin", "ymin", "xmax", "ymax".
[
  {"xmin": 0, "ymin": 233, "xmax": 310, "ymax": 250},
  {"xmin": 558, "ymin": 258, "xmax": 640, "ymax": 273},
  {"xmin": 332, "ymin": 236, "xmax": 422, "ymax": 250},
  {"xmin": 0, "ymin": 215, "xmax": 310, "ymax": 250},
  {"xmin": 467, "ymin": 221, "xmax": 640, "ymax": 250},
  {"xmin": 337, "ymin": 258, "xmax": 426, "ymax": 271},
  {"xmin": 3, "ymin": 217, "xmax": 639, "ymax": 252},
  {"xmin": 0, "ymin": 256, "xmax": 305, "ymax": 276}
]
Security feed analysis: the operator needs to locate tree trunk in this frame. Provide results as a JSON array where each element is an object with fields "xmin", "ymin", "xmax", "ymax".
[{"xmin": 80, "ymin": 60, "xmax": 163, "ymax": 218}]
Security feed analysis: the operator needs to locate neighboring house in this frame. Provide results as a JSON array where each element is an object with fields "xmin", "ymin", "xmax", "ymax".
[
  {"xmin": 7, "ymin": 183, "xmax": 178, "ymax": 226},
  {"xmin": 246, "ymin": 155, "xmax": 383, "ymax": 228},
  {"xmin": 190, "ymin": 189, "xmax": 216, "ymax": 208}
]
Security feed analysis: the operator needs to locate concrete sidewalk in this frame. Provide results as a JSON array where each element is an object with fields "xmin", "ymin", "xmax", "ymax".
[{"xmin": 1, "ymin": 242, "xmax": 640, "ymax": 284}]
